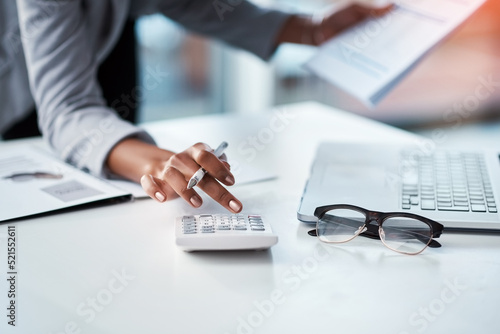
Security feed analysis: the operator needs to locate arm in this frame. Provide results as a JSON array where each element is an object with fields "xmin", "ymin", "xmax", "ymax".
[
  {"xmin": 17, "ymin": 0, "xmax": 242, "ymax": 212},
  {"xmin": 148, "ymin": 0, "xmax": 292, "ymax": 60},
  {"xmin": 148, "ymin": 1, "xmax": 392, "ymax": 59},
  {"xmin": 275, "ymin": 3, "xmax": 394, "ymax": 47},
  {"xmin": 16, "ymin": 0, "xmax": 154, "ymax": 177}
]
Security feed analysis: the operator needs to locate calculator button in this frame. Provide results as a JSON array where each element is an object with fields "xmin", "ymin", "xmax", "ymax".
[
  {"xmin": 183, "ymin": 228, "xmax": 197, "ymax": 234},
  {"xmin": 201, "ymin": 224, "xmax": 214, "ymax": 229},
  {"xmin": 201, "ymin": 229, "xmax": 215, "ymax": 233},
  {"xmin": 251, "ymin": 226, "xmax": 265, "ymax": 231}
]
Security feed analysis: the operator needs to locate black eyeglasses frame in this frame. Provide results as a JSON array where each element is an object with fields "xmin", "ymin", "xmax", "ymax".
[{"xmin": 309, "ymin": 204, "xmax": 444, "ymax": 252}]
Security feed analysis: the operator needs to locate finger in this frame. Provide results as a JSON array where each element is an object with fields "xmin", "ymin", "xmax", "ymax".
[
  {"xmin": 141, "ymin": 174, "xmax": 168, "ymax": 202},
  {"xmin": 169, "ymin": 150, "xmax": 234, "ymax": 188},
  {"xmin": 197, "ymin": 175, "xmax": 243, "ymax": 213},
  {"xmin": 369, "ymin": 4, "xmax": 394, "ymax": 17},
  {"xmin": 163, "ymin": 166, "xmax": 203, "ymax": 208},
  {"xmin": 218, "ymin": 153, "xmax": 232, "ymax": 170},
  {"xmin": 168, "ymin": 151, "xmax": 205, "ymax": 180},
  {"xmin": 222, "ymin": 160, "xmax": 231, "ymax": 170},
  {"xmin": 189, "ymin": 146, "xmax": 235, "ymax": 186},
  {"xmin": 219, "ymin": 153, "xmax": 228, "ymax": 162},
  {"xmin": 353, "ymin": 3, "xmax": 394, "ymax": 17}
]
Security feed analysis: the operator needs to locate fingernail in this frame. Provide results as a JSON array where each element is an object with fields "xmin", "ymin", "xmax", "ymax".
[
  {"xmin": 190, "ymin": 196, "xmax": 202, "ymax": 207},
  {"xmin": 229, "ymin": 200, "xmax": 242, "ymax": 212},
  {"xmin": 225, "ymin": 175, "xmax": 235, "ymax": 185},
  {"xmin": 155, "ymin": 192, "xmax": 165, "ymax": 202}
]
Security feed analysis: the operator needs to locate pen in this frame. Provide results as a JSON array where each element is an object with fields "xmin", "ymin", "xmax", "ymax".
[
  {"xmin": 3, "ymin": 172, "xmax": 63, "ymax": 182},
  {"xmin": 187, "ymin": 141, "xmax": 228, "ymax": 189}
]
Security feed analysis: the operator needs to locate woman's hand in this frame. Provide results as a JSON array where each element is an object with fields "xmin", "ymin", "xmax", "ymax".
[
  {"xmin": 107, "ymin": 139, "xmax": 242, "ymax": 213},
  {"xmin": 141, "ymin": 142, "xmax": 242, "ymax": 213},
  {"xmin": 313, "ymin": 3, "xmax": 394, "ymax": 45},
  {"xmin": 276, "ymin": 2, "xmax": 394, "ymax": 46}
]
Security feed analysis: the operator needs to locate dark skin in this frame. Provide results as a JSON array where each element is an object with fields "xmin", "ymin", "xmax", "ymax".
[{"xmin": 107, "ymin": 3, "xmax": 394, "ymax": 213}]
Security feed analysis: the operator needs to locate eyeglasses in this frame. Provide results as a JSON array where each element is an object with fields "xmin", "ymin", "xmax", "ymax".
[{"xmin": 309, "ymin": 204, "xmax": 444, "ymax": 255}]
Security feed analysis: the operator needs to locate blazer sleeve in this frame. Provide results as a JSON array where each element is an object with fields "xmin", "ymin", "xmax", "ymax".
[
  {"xmin": 151, "ymin": 0, "xmax": 291, "ymax": 60},
  {"xmin": 15, "ymin": 0, "xmax": 155, "ymax": 178}
]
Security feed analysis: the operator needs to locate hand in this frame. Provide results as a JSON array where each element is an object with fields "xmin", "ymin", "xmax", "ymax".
[
  {"xmin": 107, "ymin": 139, "xmax": 243, "ymax": 213},
  {"xmin": 275, "ymin": 3, "xmax": 394, "ymax": 46},
  {"xmin": 313, "ymin": 3, "xmax": 394, "ymax": 45}
]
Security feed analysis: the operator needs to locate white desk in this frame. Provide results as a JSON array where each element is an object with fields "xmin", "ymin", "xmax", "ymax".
[{"xmin": 1, "ymin": 102, "xmax": 499, "ymax": 334}]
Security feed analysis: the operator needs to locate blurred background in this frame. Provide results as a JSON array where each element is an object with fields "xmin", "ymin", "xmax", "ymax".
[{"xmin": 134, "ymin": 0, "xmax": 500, "ymax": 130}]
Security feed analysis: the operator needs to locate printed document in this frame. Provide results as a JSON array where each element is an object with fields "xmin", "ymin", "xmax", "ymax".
[
  {"xmin": 0, "ymin": 147, "xmax": 131, "ymax": 221},
  {"xmin": 305, "ymin": 0, "xmax": 486, "ymax": 106}
]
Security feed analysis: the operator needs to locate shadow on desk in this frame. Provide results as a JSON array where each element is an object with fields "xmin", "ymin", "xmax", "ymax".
[
  {"xmin": 173, "ymin": 249, "xmax": 276, "ymax": 294},
  {"xmin": 0, "ymin": 195, "xmax": 132, "ymax": 224},
  {"xmin": 181, "ymin": 249, "xmax": 274, "ymax": 264}
]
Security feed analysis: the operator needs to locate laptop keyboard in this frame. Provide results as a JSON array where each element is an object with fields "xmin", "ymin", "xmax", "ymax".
[{"xmin": 401, "ymin": 151, "xmax": 497, "ymax": 213}]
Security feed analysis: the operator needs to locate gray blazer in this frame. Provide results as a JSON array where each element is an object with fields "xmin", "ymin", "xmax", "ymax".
[{"xmin": 1, "ymin": 0, "xmax": 289, "ymax": 177}]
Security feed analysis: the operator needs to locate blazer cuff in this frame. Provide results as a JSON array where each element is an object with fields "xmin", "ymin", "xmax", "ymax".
[{"xmin": 53, "ymin": 111, "xmax": 156, "ymax": 179}]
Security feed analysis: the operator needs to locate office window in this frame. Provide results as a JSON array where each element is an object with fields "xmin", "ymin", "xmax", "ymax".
[{"xmin": 135, "ymin": 15, "xmax": 213, "ymax": 122}]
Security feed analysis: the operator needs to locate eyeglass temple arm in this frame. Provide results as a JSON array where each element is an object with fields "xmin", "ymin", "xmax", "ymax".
[
  {"xmin": 308, "ymin": 226, "xmax": 441, "ymax": 248},
  {"xmin": 313, "ymin": 216, "xmax": 442, "ymax": 248},
  {"xmin": 361, "ymin": 223, "xmax": 442, "ymax": 248}
]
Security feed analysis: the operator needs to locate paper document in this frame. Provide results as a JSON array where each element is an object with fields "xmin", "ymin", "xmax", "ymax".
[
  {"xmin": 0, "ymin": 147, "xmax": 132, "ymax": 222},
  {"xmin": 305, "ymin": 0, "xmax": 486, "ymax": 106}
]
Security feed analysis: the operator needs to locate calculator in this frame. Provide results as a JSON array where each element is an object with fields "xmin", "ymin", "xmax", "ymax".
[{"xmin": 175, "ymin": 214, "xmax": 278, "ymax": 251}]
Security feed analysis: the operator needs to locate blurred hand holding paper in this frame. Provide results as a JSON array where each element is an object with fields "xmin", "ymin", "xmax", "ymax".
[{"xmin": 305, "ymin": 0, "xmax": 486, "ymax": 107}]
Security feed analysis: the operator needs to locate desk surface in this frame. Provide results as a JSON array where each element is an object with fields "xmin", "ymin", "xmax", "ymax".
[{"xmin": 1, "ymin": 102, "xmax": 499, "ymax": 334}]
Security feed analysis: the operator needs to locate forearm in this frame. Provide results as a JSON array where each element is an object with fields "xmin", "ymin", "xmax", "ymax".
[
  {"xmin": 274, "ymin": 15, "xmax": 318, "ymax": 46},
  {"xmin": 275, "ymin": 3, "xmax": 394, "ymax": 48},
  {"xmin": 16, "ymin": 0, "xmax": 150, "ymax": 177},
  {"xmin": 156, "ymin": 0, "xmax": 290, "ymax": 60},
  {"xmin": 106, "ymin": 138, "xmax": 173, "ymax": 183}
]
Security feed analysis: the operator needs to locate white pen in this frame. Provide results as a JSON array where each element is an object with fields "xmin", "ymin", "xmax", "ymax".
[{"xmin": 187, "ymin": 141, "xmax": 228, "ymax": 189}]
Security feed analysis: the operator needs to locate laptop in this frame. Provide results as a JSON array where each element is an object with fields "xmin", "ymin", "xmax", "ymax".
[{"xmin": 297, "ymin": 141, "xmax": 500, "ymax": 232}]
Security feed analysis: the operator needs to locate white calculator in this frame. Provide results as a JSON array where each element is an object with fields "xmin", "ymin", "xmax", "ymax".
[{"xmin": 175, "ymin": 214, "xmax": 278, "ymax": 251}]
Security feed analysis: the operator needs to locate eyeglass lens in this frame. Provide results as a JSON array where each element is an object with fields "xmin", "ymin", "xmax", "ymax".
[
  {"xmin": 379, "ymin": 217, "xmax": 432, "ymax": 254},
  {"xmin": 317, "ymin": 209, "xmax": 433, "ymax": 255},
  {"xmin": 317, "ymin": 209, "xmax": 366, "ymax": 243}
]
